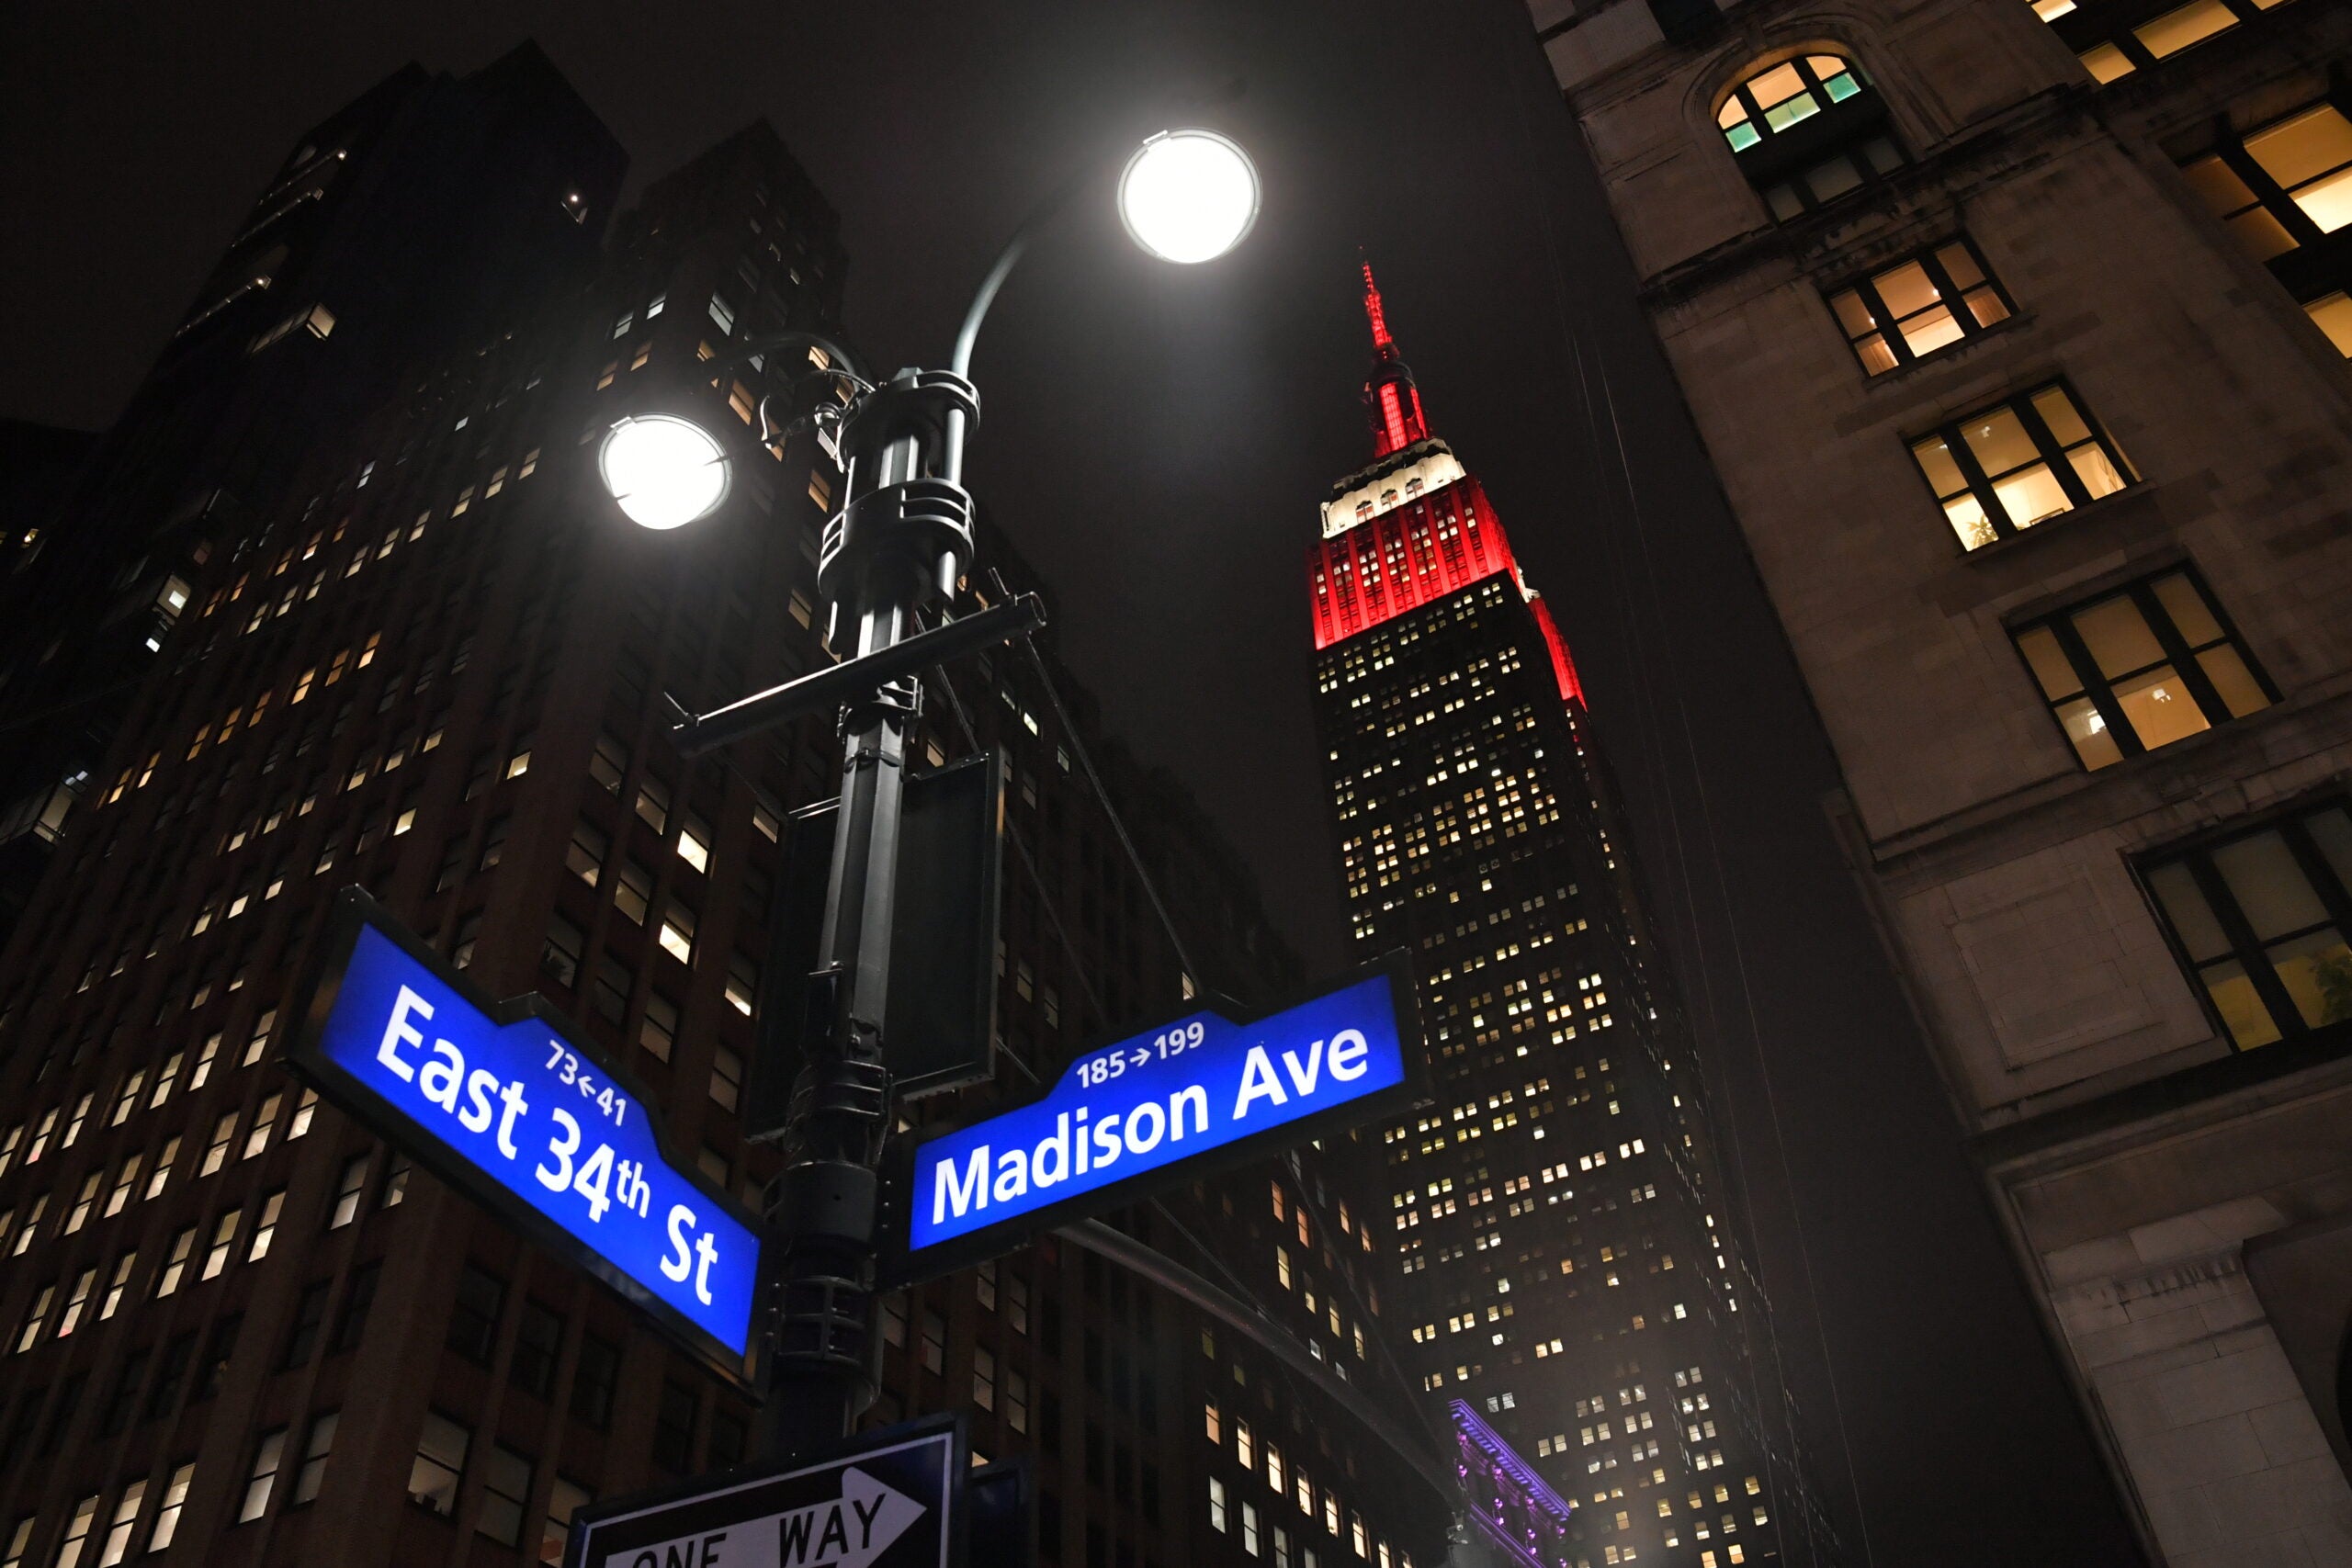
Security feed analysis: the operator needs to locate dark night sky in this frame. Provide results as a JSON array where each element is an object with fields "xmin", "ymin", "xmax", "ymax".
[{"xmin": 2, "ymin": 2, "xmax": 2147, "ymax": 1562}]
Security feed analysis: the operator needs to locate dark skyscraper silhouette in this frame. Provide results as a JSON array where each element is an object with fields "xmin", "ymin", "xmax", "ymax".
[
  {"xmin": 0, "ymin": 54, "xmax": 1452, "ymax": 1568},
  {"xmin": 0, "ymin": 44, "xmax": 625, "ymax": 942}
]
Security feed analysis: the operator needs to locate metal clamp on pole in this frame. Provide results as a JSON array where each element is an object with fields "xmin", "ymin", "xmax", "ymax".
[{"xmin": 667, "ymin": 593, "xmax": 1046, "ymax": 757}]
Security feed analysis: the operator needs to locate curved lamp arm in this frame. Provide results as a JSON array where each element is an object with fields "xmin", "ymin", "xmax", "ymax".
[{"xmin": 950, "ymin": 159, "xmax": 1103, "ymax": 380}]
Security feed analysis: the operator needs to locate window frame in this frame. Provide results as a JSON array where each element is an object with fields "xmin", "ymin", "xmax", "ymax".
[
  {"xmin": 408, "ymin": 1410, "xmax": 469, "ymax": 1517},
  {"xmin": 2007, "ymin": 564, "xmax": 2276, "ymax": 769},
  {"xmin": 2134, "ymin": 796, "xmax": 2352, "ymax": 1049},
  {"xmin": 1713, "ymin": 51, "xmax": 1902, "ymax": 220},
  {"xmin": 2041, "ymin": 0, "xmax": 2287, "ymax": 84},
  {"xmin": 1826, "ymin": 236, "xmax": 2015, "ymax": 374},
  {"xmin": 1909, "ymin": 379, "xmax": 2135, "ymax": 549},
  {"xmin": 2179, "ymin": 88, "xmax": 2352, "ymax": 344}
]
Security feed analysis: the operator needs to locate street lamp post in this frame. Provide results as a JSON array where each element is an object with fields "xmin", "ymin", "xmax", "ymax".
[{"xmin": 596, "ymin": 128, "xmax": 1260, "ymax": 1461}]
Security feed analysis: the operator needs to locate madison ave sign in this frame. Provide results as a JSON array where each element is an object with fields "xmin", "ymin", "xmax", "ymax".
[{"xmin": 889, "ymin": 956, "xmax": 1421, "ymax": 1282}]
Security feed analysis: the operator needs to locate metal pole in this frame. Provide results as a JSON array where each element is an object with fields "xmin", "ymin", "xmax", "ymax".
[{"xmin": 758, "ymin": 365, "xmax": 981, "ymax": 1460}]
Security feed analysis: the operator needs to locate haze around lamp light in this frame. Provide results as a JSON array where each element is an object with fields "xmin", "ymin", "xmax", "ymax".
[
  {"xmin": 1118, "ymin": 130, "xmax": 1261, "ymax": 265},
  {"xmin": 599, "ymin": 413, "xmax": 732, "ymax": 530}
]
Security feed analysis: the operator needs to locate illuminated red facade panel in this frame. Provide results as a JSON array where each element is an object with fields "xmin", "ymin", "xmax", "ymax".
[
  {"xmin": 1527, "ymin": 590, "xmax": 1588, "ymax": 707},
  {"xmin": 1306, "ymin": 477, "xmax": 1516, "ymax": 649}
]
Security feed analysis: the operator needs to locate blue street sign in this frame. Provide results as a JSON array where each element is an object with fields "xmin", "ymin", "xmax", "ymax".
[
  {"xmin": 291, "ymin": 891, "xmax": 763, "ymax": 1374},
  {"xmin": 893, "ymin": 957, "xmax": 1421, "ymax": 1282}
]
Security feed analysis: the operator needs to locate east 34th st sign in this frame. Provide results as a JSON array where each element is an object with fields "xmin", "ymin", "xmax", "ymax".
[{"xmin": 288, "ymin": 889, "xmax": 763, "ymax": 1375}]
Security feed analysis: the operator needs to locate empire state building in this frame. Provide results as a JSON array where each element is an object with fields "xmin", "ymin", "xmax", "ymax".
[{"xmin": 1308, "ymin": 267, "xmax": 1837, "ymax": 1568}]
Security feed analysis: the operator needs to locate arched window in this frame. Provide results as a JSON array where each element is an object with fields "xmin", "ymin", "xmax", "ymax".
[{"xmin": 1715, "ymin": 53, "xmax": 1903, "ymax": 220}]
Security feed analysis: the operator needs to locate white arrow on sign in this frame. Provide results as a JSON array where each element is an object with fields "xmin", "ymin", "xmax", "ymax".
[{"xmin": 599, "ymin": 1468, "xmax": 926, "ymax": 1568}]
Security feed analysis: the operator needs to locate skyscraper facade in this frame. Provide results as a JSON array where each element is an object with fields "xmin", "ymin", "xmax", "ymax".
[
  {"xmin": 0, "ymin": 58, "xmax": 1452, "ymax": 1568},
  {"xmin": 0, "ymin": 44, "xmax": 627, "ymax": 945},
  {"xmin": 1534, "ymin": 0, "xmax": 2352, "ymax": 1557},
  {"xmin": 1307, "ymin": 268, "xmax": 1834, "ymax": 1568}
]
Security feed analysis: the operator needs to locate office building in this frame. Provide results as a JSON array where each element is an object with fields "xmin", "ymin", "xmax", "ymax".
[
  {"xmin": 0, "ymin": 44, "xmax": 625, "ymax": 947},
  {"xmin": 1307, "ymin": 265, "xmax": 1837, "ymax": 1568},
  {"xmin": 0, "ymin": 61, "xmax": 1449, "ymax": 1568},
  {"xmin": 1535, "ymin": 0, "xmax": 2352, "ymax": 1557}
]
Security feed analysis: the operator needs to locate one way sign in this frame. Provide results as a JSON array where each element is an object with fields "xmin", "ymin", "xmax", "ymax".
[{"xmin": 565, "ymin": 1417, "xmax": 962, "ymax": 1568}]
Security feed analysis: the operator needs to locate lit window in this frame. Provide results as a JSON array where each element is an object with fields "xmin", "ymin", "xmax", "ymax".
[
  {"xmin": 659, "ymin": 905, "xmax": 696, "ymax": 964},
  {"xmin": 95, "ymin": 1481, "xmax": 144, "ymax": 1565},
  {"xmin": 54, "ymin": 1266, "xmax": 96, "ymax": 1337},
  {"xmin": 2039, "ymin": 0, "xmax": 2283, "ymax": 82},
  {"xmin": 2306, "ymin": 291, "xmax": 2352, "ymax": 356},
  {"xmin": 2012, "ymin": 566, "xmax": 2272, "ymax": 770},
  {"xmin": 636, "ymin": 777, "xmax": 672, "ymax": 834},
  {"xmin": 291, "ymin": 1411, "xmax": 338, "ymax": 1506},
  {"xmin": 408, "ymin": 1412, "xmax": 469, "ymax": 1516},
  {"xmin": 328, "ymin": 1155, "xmax": 368, "ymax": 1229},
  {"xmin": 1713, "ymin": 52, "xmax": 1901, "ymax": 220},
  {"xmin": 238, "ymin": 1427, "xmax": 287, "ymax": 1522},
  {"xmin": 614, "ymin": 860, "xmax": 654, "ymax": 925},
  {"xmin": 2140, "ymin": 798, "xmax": 2352, "ymax": 1049},
  {"xmin": 245, "ymin": 1092, "xmax": 280, "ymax": 1157},
  {"xmin": 1827, "ymin": 238, "xmax": 2012, "ymax": 373},
  {"xmin": 540, "ymin": 1478, "xmax": 593, "ymax": 1565},
  {"xmin": 726, "ymin": 953, "xmax": 759, "ymax": 1017},
  {"xmin": 2181, "ymin": 99, "xmax": 2352, "ymax": 351},
  {"xmin": 567, "ymin": 819, "xmax": 609, "ymax": 885},
  {"xmin": 246, "ymin": 1189, "xmax": 285, "ymax": 1260},
  {"xmin": 149, "ymin": 1464, "xmax": 194, "ymax": 1552},
  {"xmin": 200, "ymin": 1112, "xmax": 237, "ymax": 1176},
  {"xmin": 678, "ymin": 817, "xmax": 712, "ymax": 873},
  {"xmin": 54, "ymin": 1497, "xmax": 97, "ymax": 1567},
  {"xmin": 1909, "ymin": 382, "xmax": 2132, "ymax": 549},
  {"xmin": 200, "ymin": 1207, "xmax": 242, "ymax": 1280}
]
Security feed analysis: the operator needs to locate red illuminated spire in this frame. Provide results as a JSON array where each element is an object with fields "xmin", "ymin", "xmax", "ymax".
[
  {"xmin": 1359, "ymin": 257, "xmax": 1429, "ymax": 457},
  {"xmin": 1362, "ymin": 261, "xmax": 1394, "ymax": 351}
]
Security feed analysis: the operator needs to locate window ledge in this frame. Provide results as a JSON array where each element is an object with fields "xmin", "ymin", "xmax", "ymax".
[
  {"xmin": 1859, "ymin": 666, "xmax": 2352, "ymax": 874},
  {"xmin": 1855, "ymin": 308, "xmax": 2035, "ymax": 391},
  {"xmin": 1972, "ymin": 1017, "xmax": 2352, "ymax": 1169},
  {"xmin": 1954, "ymin": 479, "xmax": 2159, "ymax": 567}
]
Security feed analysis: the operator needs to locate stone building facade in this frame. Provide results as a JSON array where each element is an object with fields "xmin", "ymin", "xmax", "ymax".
[{"xmin": 1532, "ymin": 0, "xmax": 2352, "ymax": 1562}]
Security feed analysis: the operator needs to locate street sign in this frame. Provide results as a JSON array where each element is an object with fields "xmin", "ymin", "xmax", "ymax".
[
  {"xmin": 564, "ymin": 1415, "xmax": 964, "ymax": 1568},
  {"xmin": 288, "ymin": 889, "xmax": 763, "ymax": 1376},
  {"xmin": 890, "ymin": 954, "xmax": 1421, "ymax": 1283}
]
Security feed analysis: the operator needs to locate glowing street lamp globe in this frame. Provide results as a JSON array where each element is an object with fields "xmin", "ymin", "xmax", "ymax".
[
  {"xmin": 1117, "ymin": 130, "xmax": 1260, "ymax": 265},
  {"xmin": 598, "ymin": 412, "xmax": 733, "ymax": 530}
]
